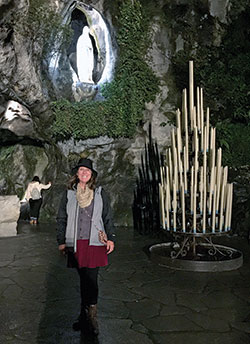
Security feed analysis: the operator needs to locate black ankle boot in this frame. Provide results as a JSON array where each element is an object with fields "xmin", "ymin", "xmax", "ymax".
[{"xmin": 72, "ymin": 308, "xmax": 88, "ymax": 332}]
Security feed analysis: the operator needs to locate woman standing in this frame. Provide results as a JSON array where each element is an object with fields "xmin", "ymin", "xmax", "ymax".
[
  {"xmin": 56, "ymin": 158, "xmax": 115, "ymax": 335},
  {"xmin": 23, "ymin": 176, "xmax": 51, "ymax": 224}
]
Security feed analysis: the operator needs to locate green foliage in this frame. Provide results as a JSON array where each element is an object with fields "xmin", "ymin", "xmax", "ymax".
[
  {"xmin": 51, "ymin": 99, "xmax": 108, "ymax": 139},
  {"xmin": 51, "ymin": 0, "xmax": 159, "ymax": 140},
  {"xmin": 216, "ymin": 122, "xmax": 250, "ymax": 167}
]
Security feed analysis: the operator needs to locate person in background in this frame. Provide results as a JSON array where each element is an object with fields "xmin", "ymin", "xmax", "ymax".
[
  {"xmin": 23, "ymin": 176, "xmax": 51, "ymax": 225},
  {"xmin": 56, "ymin": 158, "xmax": 115, "ymax": 336}
]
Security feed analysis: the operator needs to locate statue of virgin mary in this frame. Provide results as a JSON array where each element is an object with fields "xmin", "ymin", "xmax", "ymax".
[{"xmin": 76, "ymin": 26, "xmax": 94, "ymax": 84}]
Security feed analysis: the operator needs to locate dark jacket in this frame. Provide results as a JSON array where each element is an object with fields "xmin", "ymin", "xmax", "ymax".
[{"xmin": 56, "ymin": 186, "xmax": 115, "ymax": 247}]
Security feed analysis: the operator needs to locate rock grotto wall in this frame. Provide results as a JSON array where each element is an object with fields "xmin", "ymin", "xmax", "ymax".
[{"xmin": 0, "ymin": 0, "xmax": 249, "ymax": 234}]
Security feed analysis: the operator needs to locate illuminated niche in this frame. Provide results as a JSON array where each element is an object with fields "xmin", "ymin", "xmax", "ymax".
[{"xmin": 48, "ymin": 1, "xmax": 116, "ymax": 102}]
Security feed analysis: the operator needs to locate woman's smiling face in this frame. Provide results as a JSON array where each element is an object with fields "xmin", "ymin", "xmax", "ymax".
[{"xmin": 77, "ymin": 166, "xmax": 92, "ymax": 184}]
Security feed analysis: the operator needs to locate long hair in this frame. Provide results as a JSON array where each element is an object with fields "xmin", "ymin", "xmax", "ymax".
[{"xmin": 67, "ymin": 171, "xmax": 97, "ymax": 190}]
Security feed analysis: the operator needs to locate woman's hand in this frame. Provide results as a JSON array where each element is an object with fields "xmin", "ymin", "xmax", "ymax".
[
  {"xmin": 106, "ymin": 240, "xmax": 114, "ymax": 254},
  {"xmin": 58, "ymin": 244, "xmax": 66, "ymax": 255}
]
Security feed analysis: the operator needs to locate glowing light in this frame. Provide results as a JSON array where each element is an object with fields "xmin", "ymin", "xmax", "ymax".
[{"xmin": 76, "ymin": 26, "xmax": 94, "ymax": 84}]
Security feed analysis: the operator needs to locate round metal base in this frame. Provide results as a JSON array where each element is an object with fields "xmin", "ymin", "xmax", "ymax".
[{"xmin": 149, "ymin": 242, "xmax": 243, "ymax": 272}]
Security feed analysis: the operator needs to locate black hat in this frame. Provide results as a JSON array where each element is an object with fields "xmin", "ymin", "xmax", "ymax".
[{"xmin": 72, "ymin": 158, "xmax": 98, "ymax": 176}]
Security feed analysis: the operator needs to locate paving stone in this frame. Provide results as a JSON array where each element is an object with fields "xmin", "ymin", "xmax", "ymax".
[
  {"xmin": 0, "ymin": 223, "xmax": 250, "ymax": 344},
  {"xmin": 132, "ymin": 283, "xmax": 176, "ymax": 305},
  {"xmin": 0, "ymin": 266, "xmax": 18, "ymax": 278},
  {"xmin": 167, "ymin": 270, "xmax": 210, "ymax": 291},
  {"xmin": 98, "ymin": 299, "xmax": 130, "ymax": 318},
  {"xmin": 131, "ymin": 322, "xmax": 149, "ymax": 334},
  {"xmin": 2, "ymin": 284, "xmax": 23, "ymax": 299},
  {"xmin": 233, "ymin": 287, "xmax": 250, "ymax": 303},
  {"xmin": 99, "ymin": 280, "xmax": 143, "ymax": 302},
  {"xmin": 0, "ymin": 253, "xmax": 14, "ymax": 267},
  {"xmin": 185, "ymin": 311, "xmax": 230, "ymax": 331},
  {"xmin": 123, "ymin": 271, "xmax": 166, "ymax": 289},
  {"xmin": 201, "ymin": 290, "xmax": 246, "ymax": 309},
  {"xmin": 201, "ymin": 308, "xmax": 237, "ymax": 322},
  {"xmin": 151, "ymin": 331, "xmax": 250, "ymax": 344},
  {"xmin": 230, "ymin": 321, "xmax": 250, "ymax": 334},
  {"xmin": 99, "ymin": 270, "xmax": 134, "ymax": 282},
  {"xmin": 142, "ymin": 315, "xmax": 202, "ymax": 332},
  {"xmin": 0, "ymin": 277, "xmax": 16, "ymax": 295},
  {"xmin": 125, "ymin": 298, "xmax": 161, "ymax": 321},
  {"xmin": 98, "ymin": 318, "xmax": 154, "ymax": 344},
  {"xmin": 160, "ymin": 304, "xmax": 191, "ymax": 316},
  {"xmin": 176, "ymin": 292, "xmax": 208, "ymax": 312}
]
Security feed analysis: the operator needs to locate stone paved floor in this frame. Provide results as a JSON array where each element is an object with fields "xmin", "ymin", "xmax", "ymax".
[{"xmin": 0, "ymin": 222, "xmax": 250, "ymax": 344}]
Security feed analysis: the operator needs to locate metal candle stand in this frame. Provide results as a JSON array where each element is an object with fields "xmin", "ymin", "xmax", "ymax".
[{"xmin": 150, "ymin": 61, "xmax": 243, "ymax": 272}]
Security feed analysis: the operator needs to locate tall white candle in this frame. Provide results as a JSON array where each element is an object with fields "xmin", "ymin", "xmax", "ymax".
[
  {"xmin": 174, "ymin": 165, "xmax": 179, "ymax": 193},
  {"xmin": 176, "ymin": 108, "xmax": 181, "ymax": 129},
  {"xmin": 224, "ymin": 184, "xmax": 230, "ymax": 231},
  {"xmin": 181, "ymin": 183, "xmax": 186, "ymax": 232},
  {"xmin": 228, "ymin": 183, "xmax": 233, "ymax": 231},
  {"xmin": 210, "ymin": 147, "xmax": 215, "ymax": 171},
  {"xmin": 168, "ymin": 149, "xmax": 173, "ymax": 189},
  {"xmin": 199, "ymin": 166, "xmax": 203, "ymax": 214},
  {"xmin": 203, "ymin": 126, "xmax": 207, "ymax": 154},
  {"xmin": 176, "ymin": 109, "xmax": 182, "ymax": 155},
  {"xmin": 164, "ymin": 166, "xmax": 168, "ymax": 210},
  {"xmin": 178, "ymin": 126, "xmax": 183, "ymax": 155},
  {"xmin": 171, "ymin": 128, "xmax": 176, "ymax": 151},
  {"xmin": 183, "ymin": 88, "xmax": 188, "ymax": 134},
  {"xmin": 200, "ymin": 87, "xmax": 204, "ymax": 131},
  {"xmin": 197, "ymin": 87, "xmax": 200, "ymax": 132},
  {"xmin": 193, "ymin": 106, "xmax": 197, "ymax": 130},
  {"xmin": 203, "ymin": 143, "xmax": 207, "ymax": 192},
  {"xmin": 216, "ymin": 148, "xmax": 222, "ymax": 181},
  {"xmin": 202, "ymin": 166, "xmax": 207, "ymax": 233},
  {"xmin": 194, "ymin": 126, "xmax": 198, "ymax": 154},
  {"xmin": 172, "ymin": 130, "xmax": 177, "ymax": 189},
  {"xmin": 193, "ymin": 175, "xmax": 197, "ymax": 233},
  {"xmin": 167, "ymin": 167, "xmax": 171, "ymax": 212},
  {"xmin": 219, "ymin": 181, "xmax": 225, "ymax": 232},
  {"xmin": 160, "ymin": 166, "xmax": 164, "ymax": 185},
  {"xmin": 210, "ymin": 127, "xmax": 214, "ymax": 151},
  {"xmin": 165, "ymin": 187, "xmax": 170, "ymax": 230},
  {"xmin": 200, "ymin": 88, "xmax": 204, "ymax": 151},
  {"xmin": 159, "ymin": 184, "xmax": 165, "ymax": 229},
  {"xmin": 190, "ymin": 166, "xmax": 194, "ymax": 213},
  {"xmin": 208, "ymin": 166, "xmax": 215, "ymax": 214},
  {"xmin": 216, "ymin": 165, "xmax": 223, "ymax": 214},
  {"xmin": 201, "ymin": 126, "xmax": 204, "ymax": 153},
  {"xmin": 222, "ymin": 167, "xmax": 228, "ymax": 211},
  {"xmin": 183, "ymin": 146, "xmax": 188, "ymax": 192},
  {"xmin": 206, "ymin": 107, "xmax": 210, "ymax": 151},
  {"xmin": 178, "ymin": 156, "xmax": 183, "ymax": 190},
  {"xmin": 226, "ymin": 183, "xmax": 233, "ymax": 231},
  {"xmin": 185, "ymin": 132, "xmax": 189, "ymax": 172},
  {"xmin": 173, "ymin": 146, "xmax": 178, "ymax": 177},
  {"xmin": 212, "ymin": 187, "xmax": 217, "ymax": 233},
  {"xmin": 189, "ymin": 61, "xmax": 194, "ymax": 130},
  {"xmin": 173, "ymin": 183, "xmax": 177, "ymax": 231}
]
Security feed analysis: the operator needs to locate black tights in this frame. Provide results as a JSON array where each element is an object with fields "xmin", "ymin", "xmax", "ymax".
[
  {"xmin": 77, "ymin": 267, "xmax": 99, "ymax": 308},
  {"xmin": 29, "ymin": 198, "xmax": 42, "ymax": 219}
]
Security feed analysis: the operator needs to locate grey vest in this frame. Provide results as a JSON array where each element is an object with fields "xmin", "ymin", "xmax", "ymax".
[{"xmin": 65, "ymin": 187, "xmax": 105, "ymax": 252}]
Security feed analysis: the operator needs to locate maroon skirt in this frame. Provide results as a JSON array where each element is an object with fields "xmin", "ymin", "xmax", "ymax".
[{"xmin": 74, "ymin": 239, "xmax": 108, "ymax": 268}]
